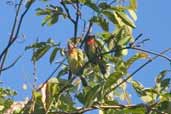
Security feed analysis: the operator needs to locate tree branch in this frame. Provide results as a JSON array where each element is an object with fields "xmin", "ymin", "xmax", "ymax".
[
  {"xmin": 0, "ymin": 0, "xmax": 24, "ymax": 75},
  {"xmin": 101, "ymin": 45, "xmax": 171, "ymax": 63},
  {"xmin": 0, "ymin": 0, "xmax": 33, "ymax": 75},
  {"xmin": 74, "ymin": 0, "xmax": 80, "ymax": 43},
  {"xmin": 80, "ymin": 22, "xmax": 93, "ymax": 48},
  {"xmin": 131, "ymin": 47, "xmax": 171, "ymax": 62},
  {"xmin": 60, "ymin": 1, "xmax": 76, "ymax": 24},
  {"xmin": 105, "ymin": 48, "xmax": 171, "ymax": 96},
  {"xmin": 0, "ymin": 55, "xmax": 22, "ymax": 72},
  {"xmin": 53, "ymin": 103, "xmax": 167, "ymax": 114}
]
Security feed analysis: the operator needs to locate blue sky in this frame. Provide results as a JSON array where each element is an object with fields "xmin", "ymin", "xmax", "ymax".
[{"xmin": 0, "ymin": 0, "xmax": 171, "ymax": 113}]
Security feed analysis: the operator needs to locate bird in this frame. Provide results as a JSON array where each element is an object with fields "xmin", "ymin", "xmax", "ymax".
[
  {"xmin": 67, "ymin": 40, "xmax": 85, "ymax": 75},
  {"xmin": 84, "ymin": 35, "xmax": 107, "ymax": 74}
]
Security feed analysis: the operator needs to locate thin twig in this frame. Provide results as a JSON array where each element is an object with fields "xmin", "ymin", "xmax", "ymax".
[
  {"xmin": 130, "ymin": 33, "xmax": 143, "ymax": 47},
  {"xmin": 132, "ymin": 47, "xmax": 171, "ymax": 62},
  {"xmin": 101, "ymin": 46, "xmax": 171, "ymax": 63},
  {"xmin": 80, "ymin": 22, "xmax": 93, "ymax": 48},
  {"xmin": 0, "ymin": 0, "xmax": 24, "ymax": 75},
  {"xmin": 0, "ymin": 0, "xmax": 33, "ymax": 75},
  {"xmin": 109, "ymin": 0, "xmax": 117, "ymax": 5},
  {"xmin": 60, "ymin": 1, "xmax": 75, "ymax": 24},
  {"xmin": 32, "ymin": 39, "xmax": 38, "ymax": 90},
  {"xmin": 74, "ymin": 0, "xmax": 80, "ymax": 43},
  {"xmin": 53, "ymin": 103, "xmax": 167, "ymax": 114},
  {"xmin": 0, "ymin": 55, "xmax": 22, "ymax": 72}
]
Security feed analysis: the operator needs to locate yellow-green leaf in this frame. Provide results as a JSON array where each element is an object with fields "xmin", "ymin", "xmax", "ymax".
[
  {"xmin": 116, "ymin": 11, "xmax": 136, "ymax": 28},
  {"xmin": 130, "ymin": 0, "xmax": 137, "ymax": 10},
  {"xmin": 128, "ymin": 9, "xmax": 137, "ymax": 21}
]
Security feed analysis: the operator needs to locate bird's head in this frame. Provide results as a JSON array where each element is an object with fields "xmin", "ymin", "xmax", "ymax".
[
  {"xmin": 67, "ymin": 40, "xmax": 77, "ymax": 55},
  {"xmin": 68, "ymin": 40, "xmax": 75, "ymax": 50},
  {"xmin": 87, "ymin": 35, "xmax": 96, "ymax": 45}
]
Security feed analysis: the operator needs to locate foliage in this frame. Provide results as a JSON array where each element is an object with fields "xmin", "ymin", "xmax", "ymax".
[
  {"xmin": 0, "ymin": 87, "xmax": 17, "ymax": 113},
  {"xmin": 0, "ymin": 0, "xmax": 171, "ymax": 114}
]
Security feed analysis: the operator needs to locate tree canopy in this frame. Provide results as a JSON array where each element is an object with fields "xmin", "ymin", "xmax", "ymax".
[{"xmin": 0, "ymin": 0, "xmax": 171, "ymax": 114}]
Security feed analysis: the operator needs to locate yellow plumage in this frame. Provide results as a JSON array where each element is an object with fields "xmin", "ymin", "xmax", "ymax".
[{"xmin": 67, "ymin": 47, "xmax": 85, "ymax": 75}]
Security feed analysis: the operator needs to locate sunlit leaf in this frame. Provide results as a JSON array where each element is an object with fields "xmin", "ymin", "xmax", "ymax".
[
  {"xmin": 116, "ymin": 11, "xmax": 136, "ymax": 28},
  {"xmin": 42, "ymin": 15, "xmax": 51, "ymax": 26},
  {"xmin": 129, "ymin": 0, "xmax": 137, "ymax": 10},
  {"xmin": 141, "ymin": 95, "xmax": 153, "ymax": 103},
  {"xmin": 91, "ymin": 16, "xmax": 109, "ymax": 31},
  {"xmin": 102, "ymin": 11, "xmax": 119, "ymax": 25},
  {"xmin": 118, "ymin": 36, "xmax": 132, "ymax": 46},
  {"xmin": 128, "ymin": 9, "xmax": 137, "ymax": 21},
  {"xmin": 84, "ymin": 0, "xmax": 99, "ymax": 12},
  {"xmin": 125, "ymin": 52, "xmax": 148, "ymax": 68},
  {"xmin": 131, "ymin": 80, "xmax": 145, "ymax": 96}
]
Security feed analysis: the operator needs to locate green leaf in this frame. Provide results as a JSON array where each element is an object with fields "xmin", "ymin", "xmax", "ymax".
[
  {"xmin": 60, "ymin": 48, "xmax": 66, "ymax": 56},
  {"xmin": 104, "ymin": 71, "xmax": 123, "ymax": 89},
  {"xmin": 48, "ymin": 14, "xmax": 59, "ymax": 26},
  {"xmin": 99, "ymin": 18, "xmax": 109, "ymax": 31},
  {"xmin": 85, "ymin": 85, "xmax": 101, "ymax": 107},
  {"xmin": 91, "ymin": 16, "xmax": 109, "ymax": 31},
  {"xmin": 102, "ymin": 11, "xmax": 119, "ymax": 25},
  {"xmin": 76, "ymin": 92, "xmax": 86, "ymax": 105},
  {"xmin": 32, "ymin": 91, "xmax": 46, "ymax": 114},
  {"xmin": 98, "ymin": 2, "xmax": 111, "ymax": 10},
  {"xmin": 121, "ymin": 48, "xmax": 128, "ymax": 56},
  {"xmin": 45, "ymin": 79, "xmax": 60, "ymax": 109},
  {"xmin": 129, "ymin": 0, "xmax": 137, "ymax": 10},
  {"xmin": 115, "ymin": 11, "xmax": 136, "ymax": 28},
  {"xmin": 32, "ymin": 45, "xmax": 51, "ymax": 61},
  {"xmin": 124, "ymin": 107, "xmax": 146, "ymax": 114},
  {"xmin": 141, "ymin": 95, "xmax": 153, "ymax": 103},
  {"xmin": 118, "ymin": 36, "xmax": 132, "ymax": 46},
  {"xmin": 125, "ymin": 52, "xmax": 148, "ymax": 68},
  {"xmin": 50, "ymin": 47, "xmax": 59, "ymax": 63},
  {"xmin": 25, "ymin": 42, "xmax": 47, "ymax": 50},
  {"xmin": 84, "ymin": 1, "xmax": 99, "ymax": 13},
  {"xmin": 156, "ymin": 70, "xmax": 168, "ymax": 84},
  {"xmin": 79, "ymin": 0, "xmax": 86, "ymax": 3},
  {"xmin": 25, "ymin": 0, "xmax": 35, "ymax": 8},
  {"xmin": 128, "ymin": 9, "xmax": 137, "ymax": 21},
  {"xmin": 132, "ymin": 80, "xmax": 145, "ymax": 96},
  {"xmin": 60, "ymin": 94, "xmax": 74, "ymax": 107},
  {"xmin": 100, "ymin": 32, "xmax": 113, "ymax": 40},
  {"xmin": 158, "ymin": 101, "xmax": 171, "ymax": 113},
  {"xmin": 42, "ymin": 15, "xmax": 52, "ymax": 26},
  {"xmin": 36, "ymin": 8, "xmax": 51, "ymax": 16},
  {"xmin": 161, "ymin": 79, "xmax": 170, "ymax": 89}
]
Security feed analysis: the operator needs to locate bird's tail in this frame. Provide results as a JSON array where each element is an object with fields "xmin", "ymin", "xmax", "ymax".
[{"xmin": 98, "ymin": 62, "xmax": 107, "ymax": 74}]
